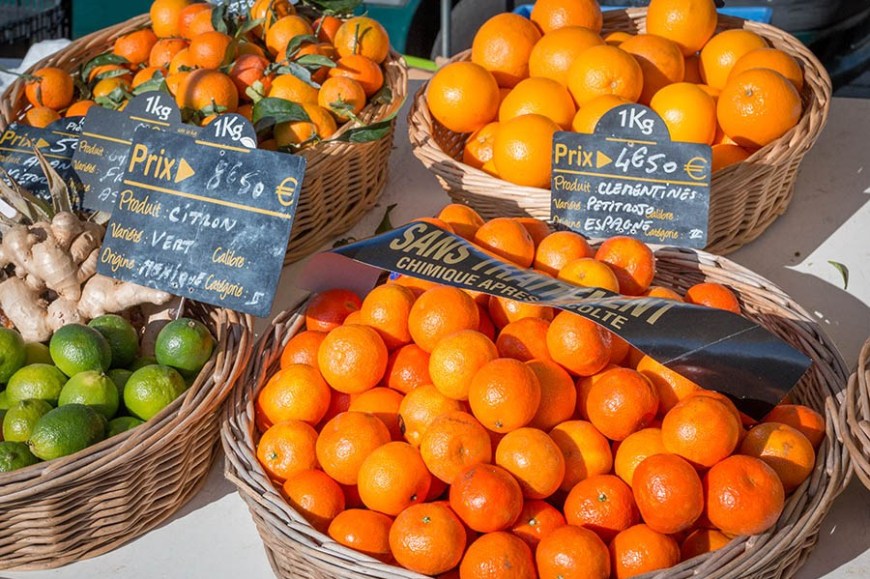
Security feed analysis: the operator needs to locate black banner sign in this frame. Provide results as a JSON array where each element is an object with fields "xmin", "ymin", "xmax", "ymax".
[{"xmin": 551, "ymin": 104, "xmax": 711, "ymax": 248}]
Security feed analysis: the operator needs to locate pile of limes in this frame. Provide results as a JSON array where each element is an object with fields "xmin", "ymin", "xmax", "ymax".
[{"xmin": 0, "ymin": 316, "xmax": 215, "ymax": 473}]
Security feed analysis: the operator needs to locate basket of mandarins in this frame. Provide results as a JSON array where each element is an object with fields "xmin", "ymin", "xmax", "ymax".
[
  {"xmin": 0, "ymin": 0, "xmax": 407, "ymax": 264},
  {"xmin": 839, "ymin": 339, "xmax": 870, "ymax": 490},
  {"xmin": 407, "ymin": 0, "xmax": 831, "ymax": 255},
  {"xmin": 221, "ymin": 204, "xmax": 849, "ymax": 579}
]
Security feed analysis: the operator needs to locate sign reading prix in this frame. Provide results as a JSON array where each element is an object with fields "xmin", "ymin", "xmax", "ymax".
[
  {"xmin": 74, "ymin": 92, "xmax": 199, "ymax": 213},
  {"xmin": 95, "ymin": 119, "xmax": 304, "ymax": 317},
  {"xmin": 550, "ymin": 104, "xmax": 712, "ymax": 248}
]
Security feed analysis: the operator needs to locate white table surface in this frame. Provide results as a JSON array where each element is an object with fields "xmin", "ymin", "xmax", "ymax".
[{"xmin": 4, "ymin": 86, "xmax": 869, "ymax": 579}]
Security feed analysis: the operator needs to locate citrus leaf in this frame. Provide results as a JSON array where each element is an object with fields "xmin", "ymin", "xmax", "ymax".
[
  {"xmin": 369, "ymin": 85, "xmax": 392, "ymax": 106},
  {"xmin": 252, "ymin": 97, "xmax": 311, "ymax": 130},
  {"xmin": 285, "ymin": 34, "xmax": 319, "ymax": 60},
  {"xmin": 237, "ymin": 16, "xmax": 264, "ymax": 36},
  {"xmin": 274, "ymin": 61, "xmax": 319, "ymax": 88},
  {"xmin": 375, "ymin": 203, "xmax": 397, "ymax": 234},
  {"xmin": 81, "ymin": 52, "xmax": 128, "ymax": 84},
  {"xmin": 211, "ymin": 3, "xmax": 229, "ymax": 34},
  {"xmin": 302, "ymin": 0, "xmax": 363, "ymax": 16},
  {"xmin": 332, "ymin": 118, "xmax": 393, "ymax": 143},
  {"xmin": 131, "ymin": 71, "xmax": 167, "ymax": 95},
  {"xmin": 93, "ymin": 67, "xmax": 133, "ymax": 82},
  {"xmin": 828, "ymin": 260, "xmax": 849, "ymax": 289},
  {"xmin": 294, "ymin": 54, "xmax": 337, "ymax": 70}
]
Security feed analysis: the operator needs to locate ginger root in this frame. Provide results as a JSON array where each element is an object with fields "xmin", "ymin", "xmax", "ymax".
[{"xmin": 78, "ymin": 275, "xmax": 172, "ymax": 320}]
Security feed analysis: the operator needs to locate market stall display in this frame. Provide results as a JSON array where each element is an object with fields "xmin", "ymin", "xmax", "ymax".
[{"xmin": 841, "ymin": 339, "xmax": 870, "ymax": 490}]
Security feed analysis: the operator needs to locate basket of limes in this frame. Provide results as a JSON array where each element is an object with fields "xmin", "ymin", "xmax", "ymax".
[
  {"xmin": 407, "ymin": 0, "xmax": 831, "ymax": 255},
  {"xmin": 0, "ymin": 187, "xmax": 253, "ymax": 569},
  {"xmin": 840, "ymin": 339, "xmax": 870, "ymax": 490}
]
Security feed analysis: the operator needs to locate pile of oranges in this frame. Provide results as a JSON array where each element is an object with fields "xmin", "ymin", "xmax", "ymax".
[
  {"xmin": 20, "ymin": 0, "xmax": 392, "ymax": 151},
  {"xmin": 254, "ymin": 203, "xmax": 825, "ymax": 579},
  {"xmin": 427, "ymin": 0, "xmax": 806, "ymax": 188}
]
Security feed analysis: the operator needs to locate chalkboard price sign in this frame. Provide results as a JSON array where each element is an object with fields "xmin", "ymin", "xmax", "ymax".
[
  {"xmin": 96, "ymin": 124, "xmax": 305, "ymax": 317},
  {"xmin": 74, "ymin": 93, "xmax": 199, "ymax": 213},
  {"xmin": 550, "ymin": 104, "xmax": 711, "ymax": 248}
]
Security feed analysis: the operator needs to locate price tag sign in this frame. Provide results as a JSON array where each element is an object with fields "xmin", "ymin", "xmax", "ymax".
[
  {"xmin": 95, "ymin": 121, "xmax": 305, "ymax": 317},
  {"xmin": 74, "ymin": 93, "xmax": 199, "ymax": 213},
  {"xmin": 0, "ymin": 117, "xmax": 85, "ymax": 202},
  {"xmin": 550, "ymin": 104, "xmax": 711, "ymax": 248}
]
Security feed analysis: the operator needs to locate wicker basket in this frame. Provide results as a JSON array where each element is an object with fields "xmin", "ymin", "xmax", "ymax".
[
  {"xmin": 0, "ymin": 300, "xmax": 254, "ymax": 570},
  {"xmin": 408, "ymin": 9, "xmax": 832, "ymax": 255},
  {"xmin": 222, "ymin": 246, "xmax": 849, "ymax": 579},
  {"xmin": 0, "ymin": 14, "xmax": 408, "ymax": 265},
  {"xmin": 840, "ymin": 338, "xmax": 870, "ymax": 490}
]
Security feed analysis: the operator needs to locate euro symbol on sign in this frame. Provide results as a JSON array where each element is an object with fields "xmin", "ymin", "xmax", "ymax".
[
  {"xmin": 684, "ymin": 156, "xmax": 709, "ymax": 181},
  {"xmin": 276, "ymin": 176, "xmax": 298, "ymax": 207}
]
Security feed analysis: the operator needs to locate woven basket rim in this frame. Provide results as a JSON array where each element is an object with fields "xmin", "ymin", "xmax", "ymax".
[
  {"xmin": 221, "ymin": 243, "xmax": 851, "ymax": 579},
  {"xmin": 840, "ymin": 338, "xmax": 870, "ymax": 489}
]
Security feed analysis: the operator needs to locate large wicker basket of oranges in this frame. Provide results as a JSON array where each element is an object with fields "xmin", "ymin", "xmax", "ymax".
[
  {"xmin": 840, "ymin": 339, "xmax": 870, "ymax": 490},
  {"xmin": 0, "ymin": 0, "xmax": 408, "ymax": 265},
  {"xmin": 408, "ymin": 2, "xmax": 831, "ymax": 256},
  {"xmin": 221, "ymin": 205, "xmax": 849, "ymax": 579}
]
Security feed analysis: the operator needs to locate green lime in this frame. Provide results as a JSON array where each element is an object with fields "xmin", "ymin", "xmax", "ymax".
[
  {"xmin": 155, "ymin": 318, "xmax": 215, "ymax": 378},
  {"xmin": 88, "ymin": 315, "xmax": 139, "ymax": 369},
  {"xmin": 107, "ymin": 416, "xmax": 144, "ymax": 437},
  {"xmin": 24, "ymin": 342, "xmax": 53, "ymax": 365},
  {"xmin": 0, "ymin": 327, "xmax": 26, "ymax": 383},
  {"xmin": 123, "ymin": 364, "xmax": 187, "ymax": 421},
  {"xmin": 58, "ymin": 371, "xmax": 119, "ymax": 420},
  {"xmin": 6, "ymin": 364, "xmax": 68, "ymax": 406},
  {"xmin": 49, "ymin": 324, "xmax": 112, "ymax": 377},
  {"xmin": 2, "ymin": 399, "xmax": 53, "ymax": 442},
  {"xmin": 0, "ymin": 441, "xmax": 39, "ymax": 472},
  {"xmin": 0, "ymin": 388, "xmax": 9, "ymax": 410},
  {"xmin": 129, "ymin": 356, "xmax": 157, "ymax": 372},
  {"xmin": 28, "ymin": 404, "xmax": 106, "ymax": 461}
]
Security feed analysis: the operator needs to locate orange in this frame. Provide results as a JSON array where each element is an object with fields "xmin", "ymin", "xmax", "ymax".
[
  {"xmin": 318, "ymin": 76, "xmax": 366, "ymax": 120},
  {"xmin": 314, "ymin": 15, "xmax": 342, "ymax": 44},
  {"xmin": 316, "ymin": 411, "xmax": 391, "ymax": 484},
  {"xmin": 265, "ymin": 15, "xmax": 314, "ymax": 59},
  {"xmin": 586, "ymin": 367, "xmax": 659, "ymax": 441},
  {"xmin": 684, "ymin": 281, "xmax": 741, "ymax": 313},
  {"xmin": 499, "ymin": 77, "xmax": 577, "ymax": 130},
  {"xmin": 382, "ymin": 343, "xmax": 431, "ymax": 394},
  {"xmin": 712, "ymin": 143, "xmax": 751, "ymax": 172},
  {"xmin": 25, "ymin": 106, "xmax": 60, "ymax": 128},
  {"xmin": 575, "ymin": 365, "xmax": 617, "ymax": 419},
  {"xmin": 493, "ymin": 113, "xmax": 560, "ymax": 188},
  {"xmin": 632, "ymin": 453, "xmax": 703, "ymax": 534},
  {"xmin": 530, "ymin": 0, "xmax": 603, "ymax": 34},
  {"xmin": 536, "ymin": 524, "xmax": 611, "ymax": 579},
  {"xmin": 437, "ymin": 203, "xmax": 485, "ymax": 240},
  {"xmin": 468, "ymin": 358, "xmax": 541, "ymax": 433},
  {"xmin": 473, "ymin": 217, "xmax": 536, "ymax": 268},
  {"xmin": 420, "ymin": 411, "xmax": 492, "ymax": 484},
  {"xmin": 729, "ymin": 47, "xmax": 804, "ymax": 91},
  {"xmin": 230, "ymin": 53, "xmax": 271, "ymax": 101},
  {"xmin": 680, "ymin": 528, "xmax": 731, "ymax": 561},
  {"xmin": 427, "ymin": 61, "xmax": 500, "ymax": 134},
  {"xmin": 187, "ymin": 30, "xmax": 237, "ymax": 68},
  {"xmin": 643, "ymin": 286, "xmax": 684, "ymax": 301},
  {"xmin": 305, "ymin": 288, "xmax": 362, "ymax": 332},
  {"xmin": 389, "ymin": 502, "xmax": 466, "ymax": 575},
  {"xmin": 567, "ymin": 45, "xmax": 643, "ymax": 106},
  {"xmin": 511, "ymin": 499, "xmax": 566, "ymax": 548},
  {"xmin": 149, "ymin": 38, "xmax": 188, "ymax": 69},
  {"xmin": 605, "ymin": 31, "xmax": 633, "ymax": 46},
  {"xmin": 686, "ymin": 389, "xmax": 743, "ymax": 426},
  {"xmin": 249, "ymin": 0, "xmax": 295, "ymax": 36},
  {"xmin": 329, "ymin": 55, "xmax": 384, "ymax": 97},
  {"xmin": 527, "ymin": 359, "xmax": 576, "ymax": 431},
  {"xmin": 268, "ymin": 72, "xmax": 319, "ymax": 103},
  {"xmin": 684, "ymin": 53, "xmax": 702, "ymax": 82},
  {"xmin": 279, "ymin": 330, "xmax": 326, "ymax": 369},
  {"xmin": 516, "ymin": 217, "xmax": 552, "ymax": 246},
  {"xmin": 168, "ymin": 47, "xmax": 196, "ymax": 75},
  {"xmin": 571, "ymin": 94, "xmax": 630, "ymax": 133},
  {"xmin": 398, "ymin": 384, "xmax": 464, "ymax": 447},
  {"xmin": 178, "ymin": 3, "xmax": 213, "ymax": 39},
  {"xmin": 274, "ymin": 103, "xmax": 338, "ymax": 144},
  {"xmin": 496, "ymin": 427, "xmax": 566, "ymax": 499},
  {"xmin": 358, "ymin": 283, "xmax": 416, "ymax": 350},
  {"xmin": 636, "ymin": 354, "xmax": 700, "ymax": 414},
  {"xmin": 621, "ymin": 34, "xmax": 686, "ymax": 104},
  {"xmin": 550, "ymin": 420, "xmax": 613, "ymax": 492},
  {"xmin": 348, "ymin": 387, "xmax": 404, "ymax": 440},
  {"xmin": 488, "ymin": 298, "xmax": 553, "ymax": 331},
  {"xmin": 87, "ymin": 63, "xmax": 133, "ymax": 84},
  {"xmin": 739, "ymin": 422, "xmax": 815, "ymax": 493},
  {"xmin": 547, "ymin": 311, "xmax": 612, "ymax": 377},
  {"xmin": 704, "ymin": 455, "xmax": 785, "ymax": 536},
  {"xmin": 150, "ymin": 0, "xmax": 192, "ymax": 38},
  {"xmin": 449, "ymin": 463, "xmax": 524, "ymax": 532},
  {"xmin": 471, "ymin": 13, "xmax": 542, "ymax": 88},
  {"xmin": 357, "ymin": 441, "xmax": 431, "ymax": 515},
  {"xmin": 609, "ymin": 524, "xmax": 680, "ymax": 579},
  {"xmin": 763, "ymin": 404, "xmax": 825, "ymax": 450},
  {"xmin": 408, "ymin": 286, "xmax": 480, "ymax": 352},
  {"xmin": 557, "ymin": 258, "xmax": 620, "ymax": 292},
  {"xmin": 256, "ymin": 419, "xmax": 319, "ymax": 482},
  {"xmin": 461, "ymin": 532, "xmax": 536, "ymax": 579},
  {"xmin": 257, "ymin": 363, "xmax": 330, "ymax": 426},
  {"xmin": 333, "ymin": 16, "xmax": 390, "ymax": 64},
  {"xmin": 65, "ymin": 99, "xmax": 96, "ymax": 117},
  {"xmin": 717, "ymin": 68, "xmax": 802, "ymax": 148},
  {"xmin": 463, "ymin": 122, "xmax": 500, "ymax": 173},
  {"xmin": 429, "ymin": 330, "xmax": 498, "ymax": 401},
  {"xmin": 534, "ymin": 231, "xmax": 594, "ymax": 276},
  {"xmin": 649, "ymin": 82, "xmax": 717, "ymax": 144},
  {"xmin": 609, "ymin": 333, "xmax": 630, "ymax": 366},
  {"xmin": 564, "ymin": 474, "xmax": 639, "ymax": 543},
  {"xmin": 594, "ymin": 236, "xmax": 656, "ymax": 296},
  {"xmin": 113, "ymin": 28, "xmax": 158, "ymax": 66},
  {"xmin": 528, "ymin": 27, "xmax": 604, "ymax": 86},
  {"xmin": 613, "ymin": 427, "xmax": 666, "ymax": 486},
  {"xmin": 646, "ymin": 0, "xmax": 718, "ymax": 56},
  {"xmin": 496, "ymin": 317, "xmax": 552, "ymax": 362},
  {"xmin": 132, "ymin": 66, "xmax": 163, "ymax": 88},
  {"xmin": 92, "ymin": 76, "xmax": 130, "ymax": 100},
  {"xmin": 662, "ymin": 394, "xmax": 741, "ymax": 468},
  {"xmin": 25, "ymin": 67, "xmax": 74, "ymax": 110},
  {"xmin": 700, "ymin": 29, "xmax": 768, "ymax": 90},
  {"xmin": 281, "ymin": 469, "xmax": 345, "ymax": 532},
  {"xmin": 176, "ymin": 69, "xmax": 239, "ymax": 113},
  {"xmin": 328, "ymin": 509, "xmax": 393, "ymax": 563},
  {"xmin": 317, "ymin": 324, "xmax": 388, "ymax": 394}
]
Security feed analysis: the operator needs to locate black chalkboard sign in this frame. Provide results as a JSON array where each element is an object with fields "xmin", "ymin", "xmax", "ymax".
[
  {"xmin": 75, "ymin": 93, "xmax": 199, "ymax": 213},
  {"xmin": 0, "ymin": 116, "xmax": 85, "ymax": 203},
  {"xmin": 95, "ymin": 124, "xmax": 305, "ymax": 317},
  {"xmin": 550, "ymin": 104, "xmax": 711, "ymax": 248}
]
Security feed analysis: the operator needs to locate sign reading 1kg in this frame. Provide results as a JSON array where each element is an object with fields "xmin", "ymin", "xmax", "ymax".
[{"xmin": 550, "ymin": 104, "xmax": 712, "ymax": 248}]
